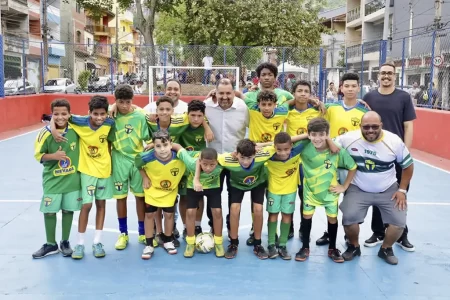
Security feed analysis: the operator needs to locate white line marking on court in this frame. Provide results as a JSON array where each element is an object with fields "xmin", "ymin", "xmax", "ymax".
[{"xmin": 0, "ymin": 128, "xmax": 41, "ymax": 143}]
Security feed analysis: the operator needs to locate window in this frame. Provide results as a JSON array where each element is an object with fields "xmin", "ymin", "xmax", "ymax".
[
  {"xmin": 87, "ymin": 38, "xmax": 91, "ymax": 46},
  {"xmin": 76, "ymin": 31, "xmax": 81, "ymax": 43},
  {"xmin": 76, "ymin": 3, "xmax": 81, "ymax": 13}
]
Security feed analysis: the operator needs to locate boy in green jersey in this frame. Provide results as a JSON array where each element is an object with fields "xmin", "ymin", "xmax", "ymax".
[
  {"xmin": 294, "ymin": 118, "xmax": 357, "ymax": 263},
  {"xmin": 33, "ymin": 99, "xmax": 82, "ymax": 259},
  {"xmin": 108, "ymin": 85, "xmax": 151, "ymax": 250},
  {"xmin": 172, "ymin": 144, "xmax": 225, "ymax": 258}
]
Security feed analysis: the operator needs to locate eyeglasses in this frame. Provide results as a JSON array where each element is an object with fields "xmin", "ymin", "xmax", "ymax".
[{"xmin": 362, "ymin": 125, "xmax": 380, "ymax": 130}]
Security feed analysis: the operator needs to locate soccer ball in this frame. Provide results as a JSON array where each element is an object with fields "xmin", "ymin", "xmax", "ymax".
[{"xmin": 195, "ymin": 232, "xmax": 215, "ymax": 253}]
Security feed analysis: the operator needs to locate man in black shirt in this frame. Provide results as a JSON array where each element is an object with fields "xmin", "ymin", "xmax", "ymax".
[{"xmin": 362, "ymin": 62, "xmax": 416, "ymax": 252}]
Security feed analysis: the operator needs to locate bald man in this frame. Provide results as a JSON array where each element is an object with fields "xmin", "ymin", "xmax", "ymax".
[{"xmin": 333, "ymin": 111, "xmax": 414, "ymax": 265}]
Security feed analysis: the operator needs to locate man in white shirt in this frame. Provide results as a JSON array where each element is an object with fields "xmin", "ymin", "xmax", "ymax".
[
  {"xmin": 202, "ymin": 55, "xmax": 214, "ymax": 85},
  {"xmin": 144, "ymin": 79, "xmax": 188, "ymax": 115},
  {"xmin": 204, "ymin": 78, "xmax": 249, "ymax": 232},
  {"xmin": 335, "ymin": 111, "xmax": 414, "ymax": 265}
]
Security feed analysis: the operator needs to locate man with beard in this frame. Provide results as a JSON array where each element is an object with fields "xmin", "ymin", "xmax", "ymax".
[
  {"xmin": 144, "ymin": 79, "xmax": 188, "ymax": 115},
  {"xmin": 335, "ymin": 111, "xmax": 413, "ymax": 265},
  {"xmin": 362, "ymin": 62, "xmax": 416, "ymax": 252}
]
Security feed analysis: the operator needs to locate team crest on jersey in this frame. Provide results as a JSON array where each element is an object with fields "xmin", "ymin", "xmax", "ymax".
[
  {"xmin": 243, "ymin": 176, "xmax": 257, "ymax": 185},
  {"xmin": 44, "ymin": 197, "xmax": 52, "ymax": 207},
  {"xmin": 324, "ymin": 159, "xmax": 332, "ymax": 169},
  {"xmin": 365, "ymin": 159, "xmax": 375, "ymax": 171},
  {"xmin": 268, "ymin": 197, "xmax": 274, "ymax": 206},
  {"xmin": 99, "ymin": 134, "xmax": 107, "ymax": 143},
  {"xmin": 186, "ymin": 146, "xmax": 194, "ymax": 151},
  {"xmin": 125, "ymin": 124, "xmax": 134, "ymax": 134},
  {"xmin": 88, "ymin": 146, "xmax": 101, "ymax": 158},
  {"xmin": 70, "ymin": 142, "xmax": 76, "ymax": 151},
  {"xmin": 351, "ymin": 117, "xmax": 360, "ymax": 127},
  {"xmin": 283, "ymin": 167, "xmax": 297, "ymax": 177},
  {"xmin": 195, "ymin": 135, "xmax": 203, "ymax": 143},
  {"xmin": 87, "ymin": 185, "xmax": 96, "ymax": 196},
  {"xmin": 54, "ymin": 157, "xmax": 75, "ymax": 176},
  {"xmin": 338, "ymin": 127, "xmax": 348, "ymax": 135},
  {"xmin": 261, "ymin": 133, "xmax": 272, "ymax": 142},
  {"xmin": 170, "ymin": 168, "xmax": 180, "ymax": 176},
  {"xmin": 273, "ymin": 123, "xmax": 281, "ymax": 131},
  {"xmin": 160, "ymin": 180, "xmax": 172, "ymax": 189},
  {"xmin": 115, "ymin": 182, "xmax": 123, "ymax": 191},
  {"xmin": 297, "ymin": 127, "xmax": 307, "ymax": 135}
]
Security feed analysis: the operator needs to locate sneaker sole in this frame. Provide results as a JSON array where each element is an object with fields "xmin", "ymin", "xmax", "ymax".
[
  {"xmin": 295, "ymin": 257, "xmax": 308, "ymax": 262},
  {"xmin": 72, "ymin": 255, "xmax": 84, "ymax": 260},
  {"xmin": 268, "ymin": 254, "xmax": 279, "ymax": 259},
  {"xmin": 364, "ymin": 240, "xmax": 383, "ymax": 247},
  {"xmin": 330, "ymin": 257, "xmax": 345, "ymax": 263},
  {"xmin": 378, "ymin": 253, "xmax": 398, "ymax": 265},
  {"xmin": 395, "ymin": 242, "xmax": 415, "ymax": 252},
  {"xmin": 94, "ymin": 254, "xmax": 106, "ymax": 258},
  {"xmin": 280, "ymin": 255, "xmax": 292, "ymax": 260},
  {"xmin": 32, "ymin": 249, "xmax": 59, "ymax": 259},
  {"xmin": 141, "ymin": 254, "xmax": 152, "ymax": 260},
  {"xmin": 61, "ymin": 251, "xmax": 73, "ymax": 257},
  {"xmin": 115, "ymin": 244, "xmax": 128, "ymax": 250}
]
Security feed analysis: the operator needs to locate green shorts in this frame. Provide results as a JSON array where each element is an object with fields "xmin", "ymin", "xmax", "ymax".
[
  {"xmin": 303, "ymin": 199, "xmax": 338, "ymax": 218},
  {"xmin": 40, "ymin": 190, "xmax": 83, "ymax": 214},
  {"xmin": 112, "ymin": 151, "xmax": 144, "ymax": 199},
  {"xmin": 266, "ymin": 191, "xmax": 296, "ymax": 214},
  {"xmin": 178, "ymin": 176, "xmax": 187, "ymax": 197},
  {"xmin": 81, "ymin": 173, "xmax": 113, "ymax": 204}
]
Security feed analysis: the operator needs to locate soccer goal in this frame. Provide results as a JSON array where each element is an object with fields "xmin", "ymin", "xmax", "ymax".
[{"xmin": 147, "ymin": 65, "xmax": 240, "ymax": 105}]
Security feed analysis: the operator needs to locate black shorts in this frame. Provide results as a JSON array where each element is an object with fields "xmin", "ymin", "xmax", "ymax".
[
  {"xmin": 186, "ymin": 188, "xmax": 222, "ymax": 209},
  {"xmin": 229, "ymin": 183, "xmax": 266, "ymax": 205},
  {"xmin": 145, "ymin": 204, "xmax": 175, "ymax": 213}
]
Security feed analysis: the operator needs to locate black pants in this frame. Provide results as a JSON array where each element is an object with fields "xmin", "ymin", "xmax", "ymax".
[
  {"xmin": 371, "ymin": 163, "xmax": 409, "ymax": 238},
  {"xmin": 207, "ymin": 169, "xmax": 231, "ymax": 230}
]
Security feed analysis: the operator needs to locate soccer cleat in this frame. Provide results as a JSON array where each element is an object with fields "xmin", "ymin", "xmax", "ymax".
[
  {"xmin": 195, "ymin": 226, "xmax": 203, "ymax": 236},
  {"xmin": 184, "ymin": 244, "xmax": 195, "ymax": 258},
  {"xmin": 246, "ymin": 233, "xmax": 255, "ymax": 246},
  {"xmin": 342, "ymin": 244, "xmax": 361, "ymax": 261},
  {"xmin": 173, "ymin": 227, "xmax": 180, "ymax": 239},
  {"xmin": 253, "ymin": 245, "xmax": 269, "ymax": 260},
  {"xmin": 295, "ymin": 247, "xmax": 310, "ymax": 262},
  {"xmin": 396, "ymin": 236, "xmax": 415, "ymax": 252},
  {"xmin": 215, "ymin": 243, "xmax": 225, "ymax": 257},
  {"xmin": 115, "ymin": 233, "xmax": 129, "ymax": 250},
  {"xmin": 267, "ymin": 244, "xmax": 278, "ymax": 259},
  {"xmin": 32, "ymin": 243, "xmax": 59, "ymax": 259},
  {"xmin": 71, "ymin": 244, "xmax": 85, "ymax": 260},
  {"xmin": 316, "ymin": 232, "xmax": 329, "ymax": 246},
  {"xmin": 225, "ymin": 244, "xmax": 238, "ymax": 259},
  {"xmin": 142, "ymin": 246, "xmax": 154, "ymax": 260},
  {"xmin": 173, "ymin": 238, "xmax": 180, "ymax": 248},
  {"xmin": 59, "ymin": 240, "xmax": 73, "ymax": 257},
  {"xmin": 164, "ymin": 241, "xmax": 177, "ymax": 255},
  {"xmin": 328, "ymin": 249, "xmax": 344, "ymax": 263},
  {"xmin": 152, "ymin": 238, "xmax": 159, "ymax": 248},
  {"xmin": 92, "ymin": 243, "xmax": 106, "ymax": 258},
  {"xmin": 364, "ymin": 233, "xmax": 384, "ymax": 247},
  {"xmin": 138, "ymin": 235, "xmax": 146, "ymax": 244},
  {"xmin": 278, "ymin": 246, "xmax": 291, "ymax": 260},
  {"xmin": 378, "ymin": 246, "xmax": 398, "ymax": 265}
]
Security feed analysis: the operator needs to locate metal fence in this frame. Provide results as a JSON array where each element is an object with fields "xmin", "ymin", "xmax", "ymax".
[{"xmin": 0, "ymin": 30, "xmax": 449, "ymax": 109}]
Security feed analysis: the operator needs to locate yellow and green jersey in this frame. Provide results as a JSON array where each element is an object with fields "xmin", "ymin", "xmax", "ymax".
[
  {"xmin": 108, "ymin": 109, "xmax": 150, "ymax": 161},
  {"xmin": 180, "ymin": 125, "xmax": 206, "ymax": 151},
  {"xmin": 135, "ymin": 150, "xmax": 186, "ymax": 207},
  {"xmin": 286, "ymin": 105, "xmax": 321, "ymax": 136},
  {"xmin": 147, "ymin": 113, "xmax": 189, "ymax": 143},
  {"xmin": 34, "ymin": 125, "xmax": 81, "ymax": 194},
  {"xmin": 244, "ymin": 88, "xmax": 294, "ymax": 107},
  {"xmin": 301, "ymin": 143, "xmax": 356, "ymax": 204},
  {"xmin": 325, "ymin": 101, "xmax": 368, "ymax": 138},
  {"xmin": 217, "ymin": 146, "xmax": 276, "ymax": 191},
  {"xmin": 177, "ymin": 149, "xmax": 222, "ymax": 189},
  {"xmin": 266, "ymin": 140, "xmax": 308, "ymax": 195},
  {"xmin": 70, "ymin": 115, "xmax": 114, "ymax": 179},
  {"xmin": 248, "ymin": 104, "xmax": 289, "ymax": 143}
]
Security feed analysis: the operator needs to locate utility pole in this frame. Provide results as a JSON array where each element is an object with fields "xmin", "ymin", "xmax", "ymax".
[
  {"xmin": 408, "ymin": 0, "xmax": 413, "ymax": 57},
  {"xmin": 41, "ymin": 0, "xmax": 49, "ymax": 78},
  {"xmin": 115, "ymin": 5, "xmax": 119, "ymax": 75},
  {"xmin": 433, "ymin": 0, "xmax": 443, "ymax": 107}
]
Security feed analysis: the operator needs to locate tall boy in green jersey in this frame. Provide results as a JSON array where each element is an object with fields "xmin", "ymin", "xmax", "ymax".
[
  {"xmin": 172, "ymin": 144, "xmax": 225, "ymax": 258},
  {"xmin": 33, "ymin": 99, "xmax": 82, "ymax": 259},
  {"xmin": 108, "ymin": 85, "xmax": 150, "ymax": 250},
  {"xmin": 295, "ymin": 118, "xmax": 357, "ymax": 263}
]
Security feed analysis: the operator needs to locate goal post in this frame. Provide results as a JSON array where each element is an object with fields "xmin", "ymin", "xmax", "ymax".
[{"xmin": 147, "ymin": 65, "xmax": 240, "ymax": 105}]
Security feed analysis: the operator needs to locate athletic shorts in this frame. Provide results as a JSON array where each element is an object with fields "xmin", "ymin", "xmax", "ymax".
[
  {"xmin": 186, "ymin": 188, "xmax": 221, "ymax": 209},
  {"xmin": 145, "ymin": 204, "xmax": 175, "ymax": 213},
  {"xmin": 40, "ymin": 190, "xmax": 83, "ymax": 214},
  {"xmin": 303, "ymin": 198, "xmax": 338, "ymax": 218},
  {"xmin": 266, "ymin": 191, "xmax": 296, "ymax": 214},
  {"xmin": 112, "ymin": 151, "xmax": 144, "ymax": 199},
  {"xmin": 340, "ymin": 183, "xmax": 406, "ymax": 228},
  {"xmin": 81, "ymin": 173, "xmax": 113, "ymax": 204},
  {"xmin": 229, "ymin": 183, "xmax": 266, "ymax": 205},
  {"xmin": 178, "ymin": 177, "xmax": 187, "ymax": 197}
]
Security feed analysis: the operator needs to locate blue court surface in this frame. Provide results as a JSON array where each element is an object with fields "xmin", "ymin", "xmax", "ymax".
[{"xmin": 0, "ymin": 130, "xmax": 450, "ymax": 300}]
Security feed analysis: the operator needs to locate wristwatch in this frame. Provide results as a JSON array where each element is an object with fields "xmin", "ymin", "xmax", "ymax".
[{"xmin": 398, "ymin": 189, "xmax": 407, "ymax": 195}]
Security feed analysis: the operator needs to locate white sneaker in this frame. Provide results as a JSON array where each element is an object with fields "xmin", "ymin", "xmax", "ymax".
[
  {"xmin": 142, "ymin": 246, "xmax": 154, "ymax": 260},
  {"xmin": 164, "ymin": 241, "xmax": 177, "ymax": 255}
]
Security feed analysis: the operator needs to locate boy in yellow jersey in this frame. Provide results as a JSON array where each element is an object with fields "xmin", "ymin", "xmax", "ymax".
[
  {"xmin": 108, "ymin": 85, "xmax": 150, "ymax": 251},
  {"xmin": 135, "ymin": 130, "xmax": 186, "ymax": 259},
  {"xmin": 51, "ymin": 95, "xmax": 114, "ymax": 259},
  {"xmin": 33, "ymin": 99, "xmax": 82, "ymax": 259}
]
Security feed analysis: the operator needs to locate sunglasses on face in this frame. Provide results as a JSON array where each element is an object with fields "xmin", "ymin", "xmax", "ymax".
[{"xmin": 362, "ymin": 125, "xmax": 381, "ymax": 130}]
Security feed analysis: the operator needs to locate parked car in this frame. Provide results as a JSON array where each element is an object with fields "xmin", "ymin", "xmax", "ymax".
[
  {"xmin": 4, "ymin": 79, "xmax": 37, "ymax": 96},
  {"xmin": 42, "ymin": 78, "xmax": 78, "ymax": 94},
  {"xmin": 88, "ymin": 76, "xmax": 115, "ymax": 92}
]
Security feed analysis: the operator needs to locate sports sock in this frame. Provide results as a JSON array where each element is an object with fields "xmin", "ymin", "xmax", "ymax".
[
  {"xmin": 93, "ymin": 230, "xmax": 102, "ymax": 244},
  {"xmin": 279, "ymin": 221, "xmax": 291, "ymax": 247},
  {"xmin": 118, "ymin": 217, "xmax": 128, "ymax": 235},
  {"xmin": 253, "ymin": 239, "xmax": 261, "ymax": 246},
  {"xmin": 214, "ymin": 235, "xmax": 223, "ymax": 245},
  {"xmin": 146, "ymin": 237, "xmax": 154, "ymax": 247},
  {"xmin": 61, "ymin": 211, "xmax": 74, "ymax": 241},
  {"xmin": 78, "ymin": 232, "xmax": 85, "ymax": 245},
  {"xmin": 302, "ymin": 218, "xmax": 312, "ymax": 248},
  {"xmin": 268, "ymin": 221, "xmax": 277, "ymax": 245},
  {"xmin": 186, "ymin": 235, "xmax": 195, "ymax": 245},
  {"xmin": 138, "ymin": 221, "xmax": 145, "ymax": 236},
  {"xmin": 195, "ymin": 221, "xmax": 201, "ymax": 227},
  {"xmin": 328, "ymin": 221, "xmax": 338, "ymax": 249},
  {"xmin": 44, "ymin": 214, "xmax": 57, "ymax": 245}
]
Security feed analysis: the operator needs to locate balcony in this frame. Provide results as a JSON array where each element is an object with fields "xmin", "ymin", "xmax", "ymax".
[
  {"xmin": 365, "ymin": 0, "xmax": 386, "ymax": 23},
  {"xmin": 94, "ymin": 44, "xmax": 111, "ymax": 57},
  {"xmin": 121, "ymin": 51, "xmax": 134, "ymax": 62},
  {"xmin": 4, "ymin": 34, "xmax": 29, "ymax": 54},
  {"xmin": 347, "ymin": 7, "xmax": 361, "ymax": 26},
  {"xmin": 85, "ymin": 25, "xmax": 115, "ymax": 37},
  {"xmin": 118, "ymin": 32, "xmax": 134, "ymax": 44},
  {"xmin": 75, "ymin": 44, "xmax": 90, "ymax": 54},
  {"xmin": 1, "ymin": 0, "xmax": 28, "ymax": 14},
  {"xmin": 346, "ymin": 40, "xmax": 381, "ymax": 60},
  {"xmin": 119, "ymin": 10, "xmax": 134, "ymax": 23}
]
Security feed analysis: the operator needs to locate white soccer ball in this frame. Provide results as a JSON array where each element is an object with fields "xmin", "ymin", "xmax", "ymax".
[{"xmin": 195, "ymin": 232, "xmax": 215, "ymax": 253}]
